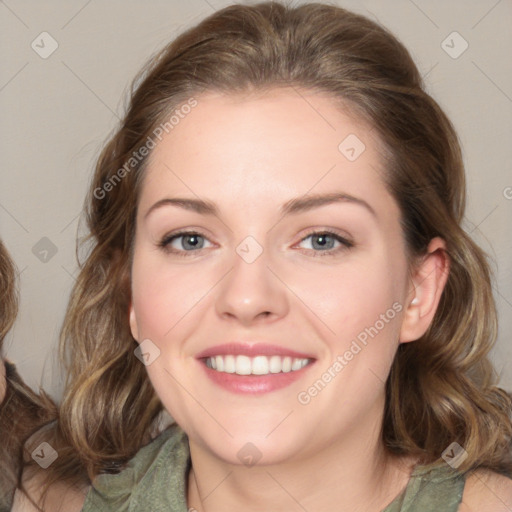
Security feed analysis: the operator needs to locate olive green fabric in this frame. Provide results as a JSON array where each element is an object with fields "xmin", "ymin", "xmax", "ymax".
[
  {"xmin": 81, "ymin": 424, "xmax": 465, "ymax": 512},
  {"xmin": 383, "ymin": 463, "xmax": 465, "ymax": 512},
  {"xmin": 82, "ymin": 424, "xmax": 190, "ymax": 512}
]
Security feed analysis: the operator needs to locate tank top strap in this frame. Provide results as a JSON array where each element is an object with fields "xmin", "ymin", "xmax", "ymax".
[{"xmin": 383, "ymin": 463, "xmax": 465, "ymax": 512}]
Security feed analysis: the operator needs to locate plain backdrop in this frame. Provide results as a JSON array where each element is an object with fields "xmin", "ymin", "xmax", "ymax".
[{"xmin": 1, "ymin": 0, "xmax": 511, "ymax": 400}]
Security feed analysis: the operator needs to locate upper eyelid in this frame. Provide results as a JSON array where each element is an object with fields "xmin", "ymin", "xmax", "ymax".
[
  {"xmin": 160, "ymin": 230, "xmax": 213, "ymax": 246},
  {"xmin": 160, "ymin": 229, "xmax": 353, "ymax": 249}
]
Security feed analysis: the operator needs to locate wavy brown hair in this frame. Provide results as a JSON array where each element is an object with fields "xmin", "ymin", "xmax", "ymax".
[
  {"xmin": 0, "ymin": 240, "xmax": 17, "ymax": 345},
  {"xmin": 1, "ymin": 241, "xmax": 58, "ymax": 510},
  {"xmin": 0, "ymin": 239, "xmax": 18, "ymax": 507},
  {"xmin": 30, "ymin": 0, "xmax": 512, "ymax": 502}
]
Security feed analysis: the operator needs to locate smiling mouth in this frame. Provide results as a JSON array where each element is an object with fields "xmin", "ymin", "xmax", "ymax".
[{"xmin": 203, "ymin": 355, "xmax": 313, "ymax": 376}]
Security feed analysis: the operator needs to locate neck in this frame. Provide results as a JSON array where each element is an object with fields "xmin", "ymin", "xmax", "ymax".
[{"xmin": 186, "ymin": 397, "xmax": 416, "ymax": 512}]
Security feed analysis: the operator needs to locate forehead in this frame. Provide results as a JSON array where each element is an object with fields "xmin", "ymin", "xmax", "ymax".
[{"xmin": 139, "ymin": 87, "xmax": 396, "ymax": 221}]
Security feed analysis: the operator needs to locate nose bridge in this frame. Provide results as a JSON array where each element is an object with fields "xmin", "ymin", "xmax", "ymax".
[{"xmin": 214, "ymin": 233, "xmax": 288, "ymax": 324}]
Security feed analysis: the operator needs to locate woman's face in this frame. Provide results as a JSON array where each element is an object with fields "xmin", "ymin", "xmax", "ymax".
[{"xmin": 129, "ymin": 88, "xmax": 414, "ymax": 465}]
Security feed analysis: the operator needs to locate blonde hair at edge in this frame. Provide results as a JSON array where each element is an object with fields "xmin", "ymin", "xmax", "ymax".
[{"xmin": 28, "ymin": 0, "xmax": 512, "ymax": 503}]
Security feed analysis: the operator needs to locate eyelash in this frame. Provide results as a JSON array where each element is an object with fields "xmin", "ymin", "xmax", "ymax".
[{"xmin": 158, "ymin": 229, "xmax": 354, "ymax": 258}]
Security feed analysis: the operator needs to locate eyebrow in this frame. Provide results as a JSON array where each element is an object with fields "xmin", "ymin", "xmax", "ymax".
[{"xmin": 144, "ymin": 192, "xmax": 376, "ymax": 220}]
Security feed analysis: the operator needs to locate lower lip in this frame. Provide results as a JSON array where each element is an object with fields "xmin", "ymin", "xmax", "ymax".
[{"xmin": 199, "ymin": 360, "xmax": 315, "ymax": 394}]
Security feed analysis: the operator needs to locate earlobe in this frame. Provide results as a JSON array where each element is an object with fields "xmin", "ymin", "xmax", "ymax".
[
  {"xmin": 399, "ymin": 237, "xmax": 450, "ymax": 343},
  {"xmin": 129, "ymin": 304, "xmax": 140, "ymax": 342}
]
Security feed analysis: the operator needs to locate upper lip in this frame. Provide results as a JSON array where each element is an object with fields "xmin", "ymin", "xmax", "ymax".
[{"xmin": 196, "ymin": 343, "xmax": 315, "ymax": 360}]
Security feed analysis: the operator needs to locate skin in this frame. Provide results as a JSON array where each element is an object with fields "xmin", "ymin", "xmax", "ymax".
[{"xmin": 128, "ymin": 87, "xmax": 449, "ymax": 511}]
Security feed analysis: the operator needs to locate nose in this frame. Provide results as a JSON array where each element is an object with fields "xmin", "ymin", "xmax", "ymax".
[{"xmin": 215, "ymin": 241, "xmax": 289, "ymax": 327}]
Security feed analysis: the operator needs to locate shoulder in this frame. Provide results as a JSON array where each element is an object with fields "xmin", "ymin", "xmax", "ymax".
[
  {"xmin": 11, "ymin": 476, "xmax": 88, "ymax": 512},
  {"xmin": 12, "ymin": 430, "xmax": 89, "ymax": 512},
  {"xmin": 459, "ymin": 469, "xmax": 512, "ymax": 512}
]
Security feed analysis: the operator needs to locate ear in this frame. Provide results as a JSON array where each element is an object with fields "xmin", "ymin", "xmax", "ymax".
[
  {"xmin": 399, "ymin": 237, "xmax": 450, "ymax": 343},
  {"xmin": 117, "ymin": 252, "xmax": 139, "ymax": 343},
  {"xmin": 129, "ymin": 302, "xmax": 140, "ymax": 343}
]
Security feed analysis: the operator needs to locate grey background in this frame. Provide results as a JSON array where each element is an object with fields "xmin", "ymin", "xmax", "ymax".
[{"xmin": 1, "ymin": 0, "xmax": 511, "ymax": 400}]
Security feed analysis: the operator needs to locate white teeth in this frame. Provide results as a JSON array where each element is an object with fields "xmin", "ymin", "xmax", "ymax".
[
  {"xmin": 269, "ymin": 355, "xmax": 282, "ymax": 373},
  {"xmin": 204, "ymin": 355, "xmax": 311, "ymax": 376},
  {"xmin": 224, "ymin": 355, "xmax": 236, "ymax": 373},
  {"xmin": 251, "ymin": 356, "xmax": 269, "ymax": 375},
  {"xmin": 236, "ymin": 355, "xmax": 252, "ymax": 375},
  {"xmin": 291, "ymin": 358, "xmax": 303, "ymax": 371}
]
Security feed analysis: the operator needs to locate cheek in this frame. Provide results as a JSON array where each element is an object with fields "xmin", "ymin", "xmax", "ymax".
[
  {"xmin": 130, "ymin": 252, "xmax": 214, "ymax": 341},
  {"xmin": 306, "ymin": 256, "xmax": 404, "ymax": 332},
  {"xmin": 302, "ymin": 251, "xmax": 406, "ymax": 384},
  {"xmin": 299, "ymin": 262, "xmax": 405, "ymax": 416}
]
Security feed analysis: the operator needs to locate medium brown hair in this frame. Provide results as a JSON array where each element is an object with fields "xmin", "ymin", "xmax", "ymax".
[
  {"xmin": 0, "ymin": 240, "xmax": 17, "ymax": 345},
  {"xmin": 31, "ymin": 0, "xmax": 512, "ymax": 502},
  {"xmin": 0, "ymin": 241, "xmax": 57, "ymax": 509}
]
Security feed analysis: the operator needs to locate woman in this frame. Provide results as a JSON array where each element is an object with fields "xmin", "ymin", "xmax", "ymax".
[
  {"xmin": 0, "ymin": 240, "xmax": 57, "ymax": 511},
  {"xmin": 15, "ymin": 2, "xmax": 512, "ymax": 511}
]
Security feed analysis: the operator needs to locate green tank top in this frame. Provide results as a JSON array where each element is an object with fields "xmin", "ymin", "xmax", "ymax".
[{"xmin": 81, "ymin": 424, "xmax": 466, "ymax": 511}]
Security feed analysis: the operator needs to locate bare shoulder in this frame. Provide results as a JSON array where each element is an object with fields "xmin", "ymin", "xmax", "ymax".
[
  {"xmin": 459, "ymin": 469, "xmax": 512, "ymax": 512},
  {"xmin": 11, "ymin": 468, "xmax": 89, "ymax": 512}
]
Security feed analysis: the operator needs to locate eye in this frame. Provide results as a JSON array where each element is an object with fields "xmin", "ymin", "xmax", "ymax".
[
  {"xmin": 296, "ymin": 230, "xmax": 353, "ymax": 257},
  {"xmin": 159, "ymin": 230, "xmax": 213, "ymax": 256},
  {"xmin": 158, "ymin": 229, "xmax": 353, "ymax": 258}
]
